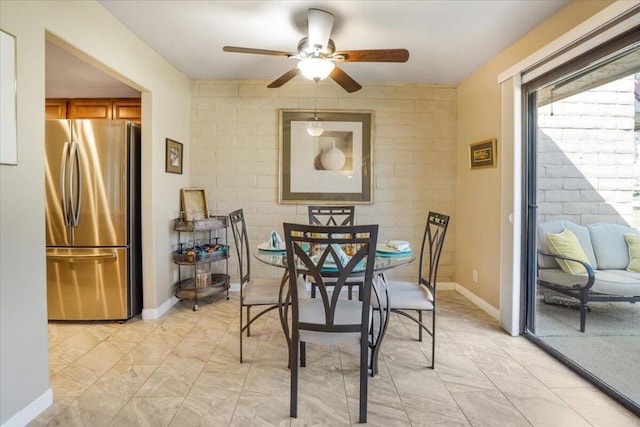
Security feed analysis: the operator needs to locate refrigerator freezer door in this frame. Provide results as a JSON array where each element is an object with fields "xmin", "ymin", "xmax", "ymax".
[
  {"xmin": 46, "ymin": 247, "xmax": 128, "ymax": 320},
  {"xmin": 72, "ymin": 120, "xmax": 129, "ymax": 247},
  {"xmin": 45, "ymin": 120, "xmax": 72, "ymax": 247}
]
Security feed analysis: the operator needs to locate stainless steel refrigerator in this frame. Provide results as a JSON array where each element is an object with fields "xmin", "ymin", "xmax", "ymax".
[{"xmin": 45, "ymin": 119, "xmax": 142, "ymax": 321}]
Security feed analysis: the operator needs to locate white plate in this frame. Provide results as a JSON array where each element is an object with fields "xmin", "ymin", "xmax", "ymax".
[
  {"xmin": 376, "ymin": 243, "xmax": 411, "ymax": 254},
  {"xmin": 257, "ymin": 241, "xmax": 285, "ymax": 251}
]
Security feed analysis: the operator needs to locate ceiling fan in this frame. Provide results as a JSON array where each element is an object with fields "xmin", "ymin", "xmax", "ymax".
[{"xmin": 222, "ymin": 8, "xmax": 409, "ymax": 93}]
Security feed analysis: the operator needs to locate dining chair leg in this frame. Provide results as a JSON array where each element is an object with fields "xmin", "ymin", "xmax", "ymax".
[
  {"xmin": 239, "ymin": 308, "xmax": 244, "ymax": 363},
  {"xmin": 300, "ymin": 342, "xmax": 306, "ymax": 367},
  {"xmin": 418, "ymin": 310, "xmax": 423, "ymax": 342},
  {"xmin": 246, "ymin": 306, "xmax": 251, "ymax": 337},
  {"xmin": 359, "ymin": 337, "xmax": 368, "ymax": 423},
  {"xmin": 290, "ymin": 338, "xmax": 299, "ymax": 418},
  {"xmin": 431, "ymin": 309, "xmax": 436, "ymax": 369}
]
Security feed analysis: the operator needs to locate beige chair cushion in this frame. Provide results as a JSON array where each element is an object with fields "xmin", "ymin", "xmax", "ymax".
[
  {"xmin": 243, "ymin": 275, "xmax": 297, "ymax": 306},
  {"xmin": 298, "ymin": 298, "xmax": 371, "ymax": 345}
]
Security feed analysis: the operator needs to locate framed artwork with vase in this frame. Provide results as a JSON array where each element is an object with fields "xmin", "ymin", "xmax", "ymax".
[{"xmin": 278, "ymin": 109, "xmax": 373, "ymax": 204}]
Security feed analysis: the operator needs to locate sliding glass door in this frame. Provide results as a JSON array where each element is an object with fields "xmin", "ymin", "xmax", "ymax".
[{"xmin": 524, "ymin": 30, "xmax": 640, "ymax": 414}]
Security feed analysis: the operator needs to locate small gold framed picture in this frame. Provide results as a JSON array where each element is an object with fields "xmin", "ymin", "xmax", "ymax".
[{"xmin": 469, "ymin": 138, "xmax": 497, "ymax": 169}]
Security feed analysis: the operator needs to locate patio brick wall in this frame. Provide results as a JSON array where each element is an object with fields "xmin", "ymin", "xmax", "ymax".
[
  {"xmin": 189, "ymin": 81, "xmax": 457, "ymax": 282},
  {"xmin": 537, "ymin": 76, "xmax": 637, "ymax": 228}
]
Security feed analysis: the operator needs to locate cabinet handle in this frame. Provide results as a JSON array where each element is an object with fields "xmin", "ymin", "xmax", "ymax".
[{"xmin": 47, "ymin": 252, "xmax": 117, "ymax": 261}]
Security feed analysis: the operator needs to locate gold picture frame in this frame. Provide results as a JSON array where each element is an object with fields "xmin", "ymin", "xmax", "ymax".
[
  {"xmin": 165, "ymin": 138, "xmax": 183, "ymax": 174},
  {"xmin": 278, "ymin": 109, "xmax": 373, "ymax": 204},
  {"xmin": 469, "ymin": 138, "xmax": 497, "ymax": 169},
  {"xmin": 180, "ymin": 188, "xmax": 208, "ymax": 221}
]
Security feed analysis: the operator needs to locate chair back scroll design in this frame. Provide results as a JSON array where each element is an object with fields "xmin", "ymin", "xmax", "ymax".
[
  {"xmin": 419, "ymin": 212, "xmax": 449, "ymax": 296},
  {"xmin": 283, "ymin": 223, "xmax": 378, "ymax": 424},
  {"xmin": 307, "ymin": 205, "xmax": 358, "ymax": 299},
  {"xmin": 229, "ymin": 209, "xmax": 251, "ymax": 285},
  {"xmin": 308, "ymin": 205, "xmax": 355, "ymax": 226}
]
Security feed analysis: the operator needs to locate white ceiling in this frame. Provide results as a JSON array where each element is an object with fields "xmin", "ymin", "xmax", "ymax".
[
  {"xmin": 46, "ymin": 41, "xmax": 141, "ymax": 98},
  {"xmin": 47, "ymin": 0, "xmax": 571, "ymax": 97}
]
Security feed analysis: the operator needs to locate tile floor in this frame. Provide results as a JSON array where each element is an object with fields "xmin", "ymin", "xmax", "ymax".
[{"xmin": 31, "ymin": 291, "xmax": 639, "ymax": 426}]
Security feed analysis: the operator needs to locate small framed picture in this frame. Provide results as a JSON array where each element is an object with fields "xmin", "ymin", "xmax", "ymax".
[
  {"xmin": 165, "ymin": 138, "xmax": 183, "ymax": 174},
  {"xmin": 469, "ymin": 138, "xmax": 497, "ymax": 169}
]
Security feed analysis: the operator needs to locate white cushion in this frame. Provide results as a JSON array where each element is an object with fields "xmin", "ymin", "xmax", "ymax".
[
  {"xmin": 587, "ymin": 223, "xmax": 639, "ymax": 269},
  {"xmin": 538, "ymin": 269, "xmax": 640, "ymax": 297},
  {"xmin": 244, "ymin": 275, "xmax": 307, "ymax": 306},
  {"xmin": 242, "ymin": 278, "xmax": 283, "ymax": 306},
  {"xmin": 298, "ymin": 298, "xmax": 371, "ymax": 345},
  {"xmin": 373, "ymin": 280, "xmax": 434, "ymax": 311}
]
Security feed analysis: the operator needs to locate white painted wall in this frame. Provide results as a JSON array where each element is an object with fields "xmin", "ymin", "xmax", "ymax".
[
  {"xmin": 190, "ymin": 80, "xmax": 458, "ymax": 284},
  {"xmin": 0, "ymin": 1, "xmax": 190, "ymax": 424}
]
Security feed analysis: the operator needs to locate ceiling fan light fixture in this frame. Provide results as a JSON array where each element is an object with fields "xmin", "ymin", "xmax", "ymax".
[{"xmin": 298, "ymin": 58, "xmax": 334, "ymax": 82}]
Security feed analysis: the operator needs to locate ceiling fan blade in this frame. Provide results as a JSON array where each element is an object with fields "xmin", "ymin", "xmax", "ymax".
[
  {"xmin": 330, "ymin": 66, "xmax": 362, "ymax": 93},
  {"xmin": 333, "ymin": 49, "xmax": 410, "ymax": 63},
  {"xmin": 267, "ymin": 67, "xmax": 300, "ymax": 88},
  {"xmin": 223, "ymin": 46, "xmax": 296, "ymax": 57},
  {"xmin": 307, "ymin": 8, "xmax": 334, "ymax": 50}
]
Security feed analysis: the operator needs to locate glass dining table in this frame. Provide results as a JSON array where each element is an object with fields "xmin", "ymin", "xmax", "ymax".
[{"xmin": 255, "ymin": 244, "xmax": 416, "ymax": 375}]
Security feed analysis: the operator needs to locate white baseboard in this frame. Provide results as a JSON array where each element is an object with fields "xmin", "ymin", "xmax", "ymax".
[
  {"xmin": 453, "ymin": 282, "xmax": 500, "ymax": 320},
  {"xmin": 1, "ymin": 388, "xmax": 52, "ymax": 427},
  {"xmin": 437, "ymin": 281, "xmax": 456, "ymax": 291},
  {"xmin": 141, "ymin": 296, "xmax": 180, "ymax": 320}
]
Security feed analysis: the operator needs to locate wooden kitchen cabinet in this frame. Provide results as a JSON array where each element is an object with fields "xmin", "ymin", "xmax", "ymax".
[
  {"xmin": 113, "ymin": 99, "xmax": 141, "ymax": 122},
  {"xmin": 69, "ymin": 99, "xmax": 113, "ymax": 119},
  {"xmin": 45, "ymin": 99, "xmax": 68, "ymax": 120},
  {"xmin": 45, "ymin": 98, "xmax": 141, "ymax": 123}
]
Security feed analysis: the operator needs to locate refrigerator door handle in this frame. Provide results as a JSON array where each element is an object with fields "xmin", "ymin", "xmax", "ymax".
[
  {"xmin": 47, "ymin": 252, "xmax": 117, "ymax": 261},
  {"xmin": 60, "ymin": 141, "xmax": 71, "ymax": 226},
  {"xmin": 69, "ymin": 141, "xmax": 83, "ymax": 227}
]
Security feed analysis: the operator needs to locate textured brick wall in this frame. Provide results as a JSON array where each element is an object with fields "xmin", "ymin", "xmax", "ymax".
[
  {"xmin": 537, "ymin": 76, "xmax": 637, "ymax": 227},
  {"xmin": 190, "ymin": 80, "xmax": 457, "ymax": 282}
]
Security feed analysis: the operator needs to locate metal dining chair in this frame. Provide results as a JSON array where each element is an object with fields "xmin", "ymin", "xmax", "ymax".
[
  {"xmin": 307, "ymin": 205, "xmax": 360, "ymax": 300},
  {"xmin": 308, "ymin": 205, "xmax": 355, "ymax": 226},
  {"xmin": 374, "ymin": 211, "xmax": 449, "ymax": 369},
  {"xmin": 283, "ymin": 223, "xmax": 378, "ymax": 424},
  {"xmin": 229, "ymin": 208, "xmax": 284, "ymax": 363}
]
